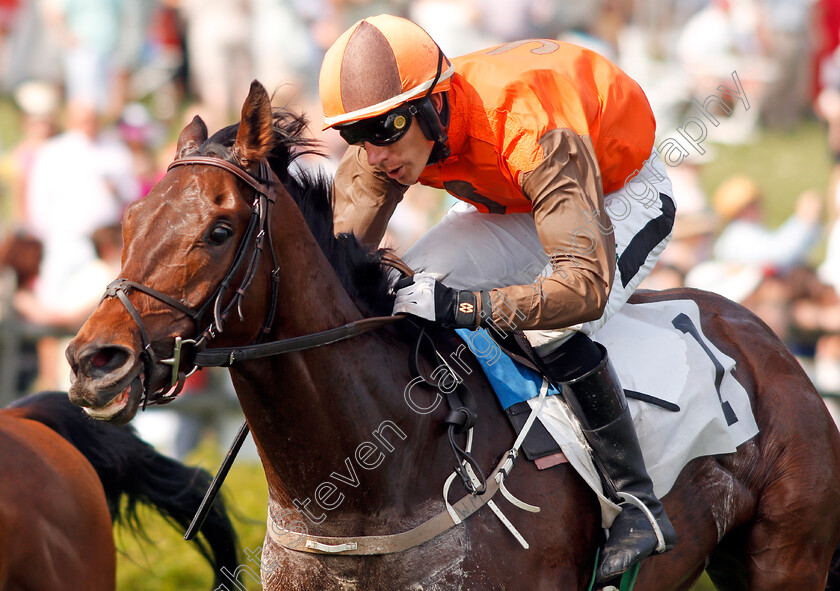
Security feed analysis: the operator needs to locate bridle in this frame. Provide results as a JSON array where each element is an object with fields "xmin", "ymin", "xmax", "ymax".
[{"xmin": 101, "ymin": 155, "xmax": 403, "ymax": 409}]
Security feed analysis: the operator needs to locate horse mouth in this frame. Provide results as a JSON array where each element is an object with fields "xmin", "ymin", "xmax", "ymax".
[{"xmin": 83, "ymin": 375, "xmax": 144, "ymax": 425}]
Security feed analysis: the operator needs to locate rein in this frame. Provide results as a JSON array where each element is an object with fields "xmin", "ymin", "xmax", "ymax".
[{"xmin": 188, "ymin": 315, "xmax": 403, "ymax": 367}]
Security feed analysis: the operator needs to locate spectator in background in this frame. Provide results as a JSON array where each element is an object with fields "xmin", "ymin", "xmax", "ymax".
[
  {"xmin": 117, "ymin": 101, "xmax": 166, "ymax": 196},
  {"xmin": 0, "ymin": 231, "xmax": 43, "ymax": 394},
  {"xmin": 176, "ymin": 0, "xmax": 252, "ymax": 132},
  {"xmin": 815, "ymin": 47, "xmax": 840, "ymax": 222},
  {"xmin": 0, "ymin": 232, "xmax": 42, "ymax": 294},
  {"xmin": 675, "ymin": 0, "xmax": 775, "ymax": 143},
  {"xmin": 408, "ymin": 0, "xmax": 491, "ymax": 57},
  {"xmin": 687, "ymin": 176, "xmax": 823, "ymax": 342},
  {"xmin": 0, "ymin": 80, "xmax": 60, "ymax": 229},
  {"xmin": 0, "ymin": 0, "xmax": 63, "ymax": 93},
  {"xmin": 757, "ymin": 0, "xmax": 814, "ymax": 128},
  {"xmin": 13, "ymin": 223, "xmax": 123, "ymax": 391},
  {"xmin": 711, "ymin": 176, "xmax": 822, "ymax": 269},
  {"xmin": 13, "ymin": 223, "xmax": 122, "ymax": 333},
  {"xmin": 25, "ymin": 98, "xmax": 139, "ymax": 320},
  {"xmin": 813, "ymin": 0, "xmax": 840, "ymax": 103},
  {"xmin": 249, "ymin": 0, "xmax": 331, "ymax": 99},
  {"xmin": 111, "ymin": 0, "xmax": 158, "ymax": 118},
  {"xmin": 41, "ymin": 0, "xmax": 128, "ymax": 118},
  {"xmin": 379, "ymin": 185, "xmax": 447, "ymax": 255}
]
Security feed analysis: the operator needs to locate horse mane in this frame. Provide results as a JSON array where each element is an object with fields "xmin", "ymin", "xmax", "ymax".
[{"xmin": 198, "ymin": 109, "xmax": 395, "ymax": 316}]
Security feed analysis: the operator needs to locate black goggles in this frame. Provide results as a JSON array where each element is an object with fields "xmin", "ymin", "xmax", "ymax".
[{"xmin": 337, "ymin": 104, "xmax": 416, "ymax": 146}]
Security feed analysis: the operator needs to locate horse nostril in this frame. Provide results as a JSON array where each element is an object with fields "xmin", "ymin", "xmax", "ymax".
[
  {"xmin": 84, "ymin": 347, "xmax": 131, "ymax": 376},
  {"xmin": 91, "ymin": 350, "xmax": 113, "ymax": 369}
]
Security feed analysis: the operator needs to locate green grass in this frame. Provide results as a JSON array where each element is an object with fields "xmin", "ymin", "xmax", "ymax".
[
  {"xmin": 114, "ymin": 443, "xmax": 268, "ymax": 591},
  {"xmin": 699, "ymin": 118, "xmax": 834, "ymax": 230}
]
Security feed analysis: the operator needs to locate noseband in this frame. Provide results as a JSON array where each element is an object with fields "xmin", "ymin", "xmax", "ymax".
[{"xmin": 102, "ymin": 156, "xmax": 283, "ymax": 407}]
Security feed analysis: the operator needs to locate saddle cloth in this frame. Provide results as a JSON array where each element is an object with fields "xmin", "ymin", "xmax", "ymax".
[{"xmin": 456, "ymin": 298, "xmax": 759, "ymax": 527}]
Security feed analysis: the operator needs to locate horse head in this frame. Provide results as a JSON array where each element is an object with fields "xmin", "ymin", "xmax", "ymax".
[{"xmin": 66, "ymin": 81, "xmax": 287, "ymax": 424}]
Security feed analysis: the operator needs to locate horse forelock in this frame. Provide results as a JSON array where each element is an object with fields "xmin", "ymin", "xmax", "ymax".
[{"xmin": 194, "ymin": 109, "xmax": 395, "ymax": 316}]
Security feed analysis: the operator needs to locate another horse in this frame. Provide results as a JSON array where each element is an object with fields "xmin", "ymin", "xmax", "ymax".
[
  {"xmin": 66, "ymin": 80, "xmax": 840, "ymax": 590},
  {"xmin": 2, "ymin": 391, "xmax": 239, "ymax": 590}
]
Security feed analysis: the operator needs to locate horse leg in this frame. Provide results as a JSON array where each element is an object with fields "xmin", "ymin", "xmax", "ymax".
[
  {"xmin": 742, "ymin": 457, "xmax": 840, "ymax": 589},
  {"xmin": 743, "ymin": 497, "xmax": 840, "ymax": 589},
  {"xmin": 632, "ymin": 458, "xmax": 750, "ymax": 591},
  {"xmin": 705, "ymin": 531, "xmax": 751, "ymax": 591}
]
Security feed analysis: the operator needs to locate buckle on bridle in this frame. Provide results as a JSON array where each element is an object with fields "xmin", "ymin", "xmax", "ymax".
[{"xmin": 104, "ymin": 278, "xmax": 130, "ymax": 299}]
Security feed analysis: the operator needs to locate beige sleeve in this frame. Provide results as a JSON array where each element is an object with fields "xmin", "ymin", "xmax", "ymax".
[
  {"xmin": 332, "ymin": 145, "xmax": 408, "ymax": 248},
  {"xmin": 489, "ymin": 129, "xmax": 615, "ymax": 331}
]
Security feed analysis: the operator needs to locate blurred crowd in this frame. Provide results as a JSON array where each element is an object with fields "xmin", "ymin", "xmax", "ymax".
[{"xmin": 3, "ymin": 0, "xmax": 840, "ymax": 445}]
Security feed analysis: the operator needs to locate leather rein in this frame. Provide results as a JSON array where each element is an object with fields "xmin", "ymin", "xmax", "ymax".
[{"xmin": 101, "ymin": 155, "xmax": 404, "ymax": 408}]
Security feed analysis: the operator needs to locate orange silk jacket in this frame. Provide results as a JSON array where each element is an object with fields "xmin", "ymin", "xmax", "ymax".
[{"xmin": 333, "ymin": 40, "xmax": 656, "ymax": 330}]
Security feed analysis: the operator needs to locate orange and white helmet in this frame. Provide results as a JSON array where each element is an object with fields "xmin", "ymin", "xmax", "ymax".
[{"xmin": 319, "ymin": 14, "xmax": 454, "ymax": 130}]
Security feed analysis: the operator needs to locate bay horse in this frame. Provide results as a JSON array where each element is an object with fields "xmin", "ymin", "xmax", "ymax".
[
  {"xmin": 66, "ymin": 80, "xmax": 840, "ymax": 590},
  {"xmin": 1, "ymin": 391, "xmax": 239, "ymax": 590}
]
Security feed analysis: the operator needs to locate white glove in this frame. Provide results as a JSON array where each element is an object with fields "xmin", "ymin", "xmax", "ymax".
[
  {"xmin": 392, "ymin": 272, "xmax": 437, "ymax": 321},
  {"xmin": 392, "ymin": 272, "xmax": 482, "ymax": 328}
]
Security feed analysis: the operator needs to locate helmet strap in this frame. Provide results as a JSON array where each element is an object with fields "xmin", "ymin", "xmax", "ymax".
[{"xmin": 416, "ymin": 48, "xmax": 450, "ymax": 165}]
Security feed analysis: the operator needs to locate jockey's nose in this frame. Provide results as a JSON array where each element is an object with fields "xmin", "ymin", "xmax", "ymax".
[{"xmin": 364, "ymin": 142, "xmax": 390, "ymax": 168}]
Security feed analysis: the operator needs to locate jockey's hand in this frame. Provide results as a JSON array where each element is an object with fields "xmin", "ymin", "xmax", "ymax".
[{"xmin": 392, "ymin": 273, "xmax": 483, "ymax": 328}]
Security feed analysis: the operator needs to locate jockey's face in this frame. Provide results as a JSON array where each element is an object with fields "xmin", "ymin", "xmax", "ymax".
[
  {"xmin": 362, "ymin": 116, "xmax": 434, "ymax": 186},
  {"xmin": 359, "ymin": 93, "xmax": 443, "ymax": 186}
]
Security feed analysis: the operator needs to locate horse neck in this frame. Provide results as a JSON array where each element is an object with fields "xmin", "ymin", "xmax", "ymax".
[
  {"xmin": 264, "ymin": 191, "xmax": 361, "ymax": 338},
  {"xmin": 228, "ymin": 188, "xmax": 440, "ymax": 522}
]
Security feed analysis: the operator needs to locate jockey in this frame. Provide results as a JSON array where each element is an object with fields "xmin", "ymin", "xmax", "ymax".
[{"xmin": 319, "ymin": 14, "xmax": 676, "ymax": 582}]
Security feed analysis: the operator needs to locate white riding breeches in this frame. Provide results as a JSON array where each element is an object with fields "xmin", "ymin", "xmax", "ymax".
[{"xmin": 401, "ymin": 149, "xmax": 675, "ymax": 353}]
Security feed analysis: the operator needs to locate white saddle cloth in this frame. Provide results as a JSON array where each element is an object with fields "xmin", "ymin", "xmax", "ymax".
[{"xmin": 523, "ymin": 298, "xmax": 759, "ymax": 527}]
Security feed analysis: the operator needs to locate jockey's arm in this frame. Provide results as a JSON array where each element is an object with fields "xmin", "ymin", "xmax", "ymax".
[
  {"xmin": 486, "ymin": 130, "xmax": 615, "ymax": 331},
  {"xmin": 332, "ymin": 145, "xmax": 407, "ymax": 247}
]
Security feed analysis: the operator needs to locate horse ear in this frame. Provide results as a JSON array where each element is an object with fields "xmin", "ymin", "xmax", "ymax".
[
  {"xmin": 233, "ymin": 80, "xmax": 274, "ymax": 167},
  {"xmin": 175, "ymin": 116, "xmax": 208, "ymax": 159}
]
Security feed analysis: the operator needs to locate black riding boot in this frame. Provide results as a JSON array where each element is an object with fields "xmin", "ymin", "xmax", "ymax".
[{"xmin": 539, "ymin": 337, "xmax": 676, "ymax": 583}]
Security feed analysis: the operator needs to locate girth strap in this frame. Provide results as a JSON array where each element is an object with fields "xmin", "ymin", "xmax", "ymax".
[
  {"xmin": 269, "ymin": 381, "xmax": 549, "ymax": 556},
  {"xmin": 268, "ymin": 453, "xmax": 510, "ymax": 555}
]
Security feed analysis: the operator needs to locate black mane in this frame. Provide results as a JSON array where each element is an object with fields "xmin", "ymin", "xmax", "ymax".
[{"xmin": 198, "ymin": 109, "xmax": 395, "ymax": 315}]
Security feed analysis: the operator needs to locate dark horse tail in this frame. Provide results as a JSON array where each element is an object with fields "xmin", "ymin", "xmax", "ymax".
[{"xmin": 9, "ymin": 391, "xmax": 239, "ymax": 589}]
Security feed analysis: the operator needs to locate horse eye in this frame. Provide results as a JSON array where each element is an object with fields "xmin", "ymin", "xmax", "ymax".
[{"xmin": 208, "ymin": 225, "xmax": 233, "ymax": 245}]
